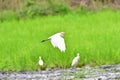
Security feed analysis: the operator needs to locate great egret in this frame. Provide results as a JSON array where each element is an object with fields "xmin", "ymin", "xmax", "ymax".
[
  {"xmin": 41, "ymin": 32, "xmax": 66, "ymax": 52},
  {"xmin": 71, "ymin": 53, "xmax": 80, "ymax": 67},
  {"xmin": 39, "ymin": 56, "xmax": 43, "ymax": 66}
]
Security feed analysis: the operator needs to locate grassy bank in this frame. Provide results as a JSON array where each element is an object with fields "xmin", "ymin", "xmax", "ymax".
[{"xmin": 0, "ymin": 10, "xmax": 120, "ymax": 71}]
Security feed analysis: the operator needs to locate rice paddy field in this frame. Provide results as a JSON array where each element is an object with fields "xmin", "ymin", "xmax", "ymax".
[{"xmin": 0, "ymin": 10, "xmax": 120, "ymax": 71}]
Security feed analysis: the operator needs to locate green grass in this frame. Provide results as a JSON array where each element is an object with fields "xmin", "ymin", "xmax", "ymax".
[{"xmin": 0, "ymin": 10, "xmax": 120, "ymax": 71}]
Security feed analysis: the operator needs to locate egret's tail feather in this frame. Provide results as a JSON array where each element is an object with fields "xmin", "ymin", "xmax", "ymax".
[{"xmin": 41, "ymin": 39, "xmax": 49, "ymax": 43}]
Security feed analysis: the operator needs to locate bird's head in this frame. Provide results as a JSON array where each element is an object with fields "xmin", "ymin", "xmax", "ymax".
[
  {"xmin": 39, "ymin": 56, "xmax": 42, "ymax": 60},
  {"xmin": 60, "ymin": 32, "xmax": 65, "ymax": 37}
]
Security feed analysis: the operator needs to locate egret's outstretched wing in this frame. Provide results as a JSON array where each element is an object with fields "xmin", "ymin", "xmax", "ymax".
[
  {"xmin": 49, "ymin": 35, "xmax": 66, "ymax": 52},
  {"xmin": 42, "ymin": 32, "xmax": 66, "ymax": 52},
  {"xmin": 49, "ymin": 36, "xmax": 58, "ymax": 48},
  {"xmin": 50, "ymin": 39, "xmax": 57, "ymax": 48},
  {"xmin": 56, "ymin": 37, "xmax": 66, "ymax": 52}
]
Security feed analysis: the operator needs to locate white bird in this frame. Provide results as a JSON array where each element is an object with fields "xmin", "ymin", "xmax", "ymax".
[
  {"xmin": 38, "ymin": 56, "xmax": 43, "ymax": 66},
  {"xmin": 41, "ymin": 32, "xmax": 66, "ymax": 52},
  {"xmin": 71, "ymin": 53, "xmax": 80, "ymax": 67}
]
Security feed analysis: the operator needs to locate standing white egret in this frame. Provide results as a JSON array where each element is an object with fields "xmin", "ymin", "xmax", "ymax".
[
  {"xmin": 41, "ymin": 32, "xmax": 66, "ymax": 52},
  {"xmin": 39, "ymin": 56, "xmax": 43, "ymax": 66},
  {"xmin": 71, "ymin": 53, "xmax": 80, "ymax": 67}
]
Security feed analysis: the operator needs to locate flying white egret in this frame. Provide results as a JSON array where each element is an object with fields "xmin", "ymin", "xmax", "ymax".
[
  {"xmin": 71, "ymin": 53, "xmax": 80, "ymax": 67},
  {"xmin": 41, "ymin": 32, "xmax": 66, "ymax": 52},
  {"xmin": 38, "ymin": 56, "xmax": 44, "ymax": 66}
]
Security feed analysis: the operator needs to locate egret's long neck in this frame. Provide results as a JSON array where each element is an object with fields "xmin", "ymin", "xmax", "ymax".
[{"xmin": 77, "ymin": 56, "xmax": 80, "ymax": 59}]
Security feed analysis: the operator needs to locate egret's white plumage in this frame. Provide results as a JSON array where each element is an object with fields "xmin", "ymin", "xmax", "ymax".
[
  {"xmin": 39, "ymin": 56, "xmax": 43, "ymax": 66},
  {"xmin": 71, "ymin": 53, "xmax": 80, "ymax": 67},
  {"xmin": 42, "ymin": 32, "xmax": 66, "ymax": 52}
]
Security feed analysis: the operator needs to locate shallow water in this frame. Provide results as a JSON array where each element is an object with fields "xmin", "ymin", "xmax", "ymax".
[{"xmin": 0, "ymin": 64, "xmax": 120, "ymax": 80}]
